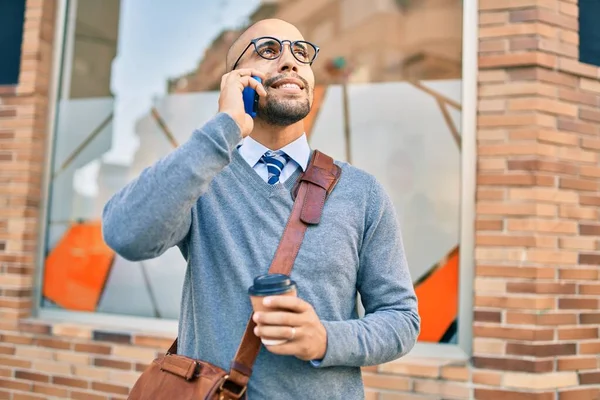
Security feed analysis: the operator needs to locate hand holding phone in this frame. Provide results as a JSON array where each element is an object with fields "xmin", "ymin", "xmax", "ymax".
[{"xmin": 218, "ymin": 69, "xmax": 266, "ymax": 137}]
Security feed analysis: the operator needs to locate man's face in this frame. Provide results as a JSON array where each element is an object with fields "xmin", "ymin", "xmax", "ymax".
[{"xmin": 230, "ymin": 21, "xmax": 316, "ymax": 126}]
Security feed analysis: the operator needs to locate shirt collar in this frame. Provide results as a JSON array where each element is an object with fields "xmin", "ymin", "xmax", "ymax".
[{"xmin": 239, "ymin": 134, "xmax": 310, "ymax": 172}]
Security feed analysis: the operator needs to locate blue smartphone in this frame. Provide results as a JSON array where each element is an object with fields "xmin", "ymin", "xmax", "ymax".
[{"xmin": 242, "ymin": 76, "xmax": 261, "ymax": 118}]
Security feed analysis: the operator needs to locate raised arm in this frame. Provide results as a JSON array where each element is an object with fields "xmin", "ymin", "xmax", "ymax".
[
  {"xmin": 102, "ymin": 68, "xmax": 268, "ymax": 261},
  {"xmin": 102, "ymin": 113, "xmax": 241, "ymax": 261}
]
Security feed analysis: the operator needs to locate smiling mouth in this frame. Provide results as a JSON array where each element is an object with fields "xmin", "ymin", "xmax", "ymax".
[{"xmin": 274, "ymin": 83, "xmax": 302, "ymax": 90}]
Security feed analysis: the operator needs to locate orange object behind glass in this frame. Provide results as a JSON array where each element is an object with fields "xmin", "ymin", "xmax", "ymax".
[{"xmin": 43, "ymin": 221, "xmax": 115, "ymax": 312}]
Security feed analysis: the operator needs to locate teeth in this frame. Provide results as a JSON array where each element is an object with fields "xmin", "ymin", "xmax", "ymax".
[{"xmin": 278, "ymin": 83, "xmax": 300, "ymax": 89}]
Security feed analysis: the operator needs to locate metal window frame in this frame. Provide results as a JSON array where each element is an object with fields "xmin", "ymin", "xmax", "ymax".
[{"xmin": 33, "ymin": 0, "xmax": 479, "ymax": 355}]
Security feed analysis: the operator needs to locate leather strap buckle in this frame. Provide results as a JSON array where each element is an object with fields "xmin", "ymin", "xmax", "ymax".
[{"xmin": 219, "ymin": 375, "xmax": 247, "ymax": 399}]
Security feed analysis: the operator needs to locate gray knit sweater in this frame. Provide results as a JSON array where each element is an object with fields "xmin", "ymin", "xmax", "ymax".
[{"xmin": 102, "ymin": 113, "xmax": 420, "ymax": 399}]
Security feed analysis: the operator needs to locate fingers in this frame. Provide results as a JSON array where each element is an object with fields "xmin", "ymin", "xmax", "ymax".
[
  {"xmin": 263, "ymin": 338, "xmax": 312, "ymax": 360},
  {"xmin": 221, "ymin": 69, "xmax": 267, "ymax": 96},
  {"xmin": 231, "ymin": 68, "xmax": 266, "ymax": 80},
  {"xmin": 254, "ymin": 325, "xmax": 298, "ymax": 341},
  {"xmin": 253, "ymin": 311, "xmax": 303, "ymax": 327},
  {"xmin": 246, "ymin": 76, "xmax": 268, "ymax": 97},
  {"xmin": 263, "ymin": 295, "xmax": 310, "ymax": 313}
]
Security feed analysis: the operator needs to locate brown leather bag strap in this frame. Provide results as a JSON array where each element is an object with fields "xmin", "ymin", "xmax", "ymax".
[{"xmin": 226, "ymin": 150, "xmax": 341, "ymax": 390}]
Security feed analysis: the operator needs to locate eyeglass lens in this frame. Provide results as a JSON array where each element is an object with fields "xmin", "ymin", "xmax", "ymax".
[{"xmin": 254, "ymin": 38, "xmax": 317, "ymax": 64}]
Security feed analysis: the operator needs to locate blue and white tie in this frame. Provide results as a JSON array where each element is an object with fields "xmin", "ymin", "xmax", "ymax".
[{"xmin": 261, "ymin": 150, "xmax": 290, "ymax": 185}]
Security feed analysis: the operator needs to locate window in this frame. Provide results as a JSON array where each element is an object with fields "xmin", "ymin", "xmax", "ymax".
[
  {"xmin": 579, "ymin": 0, "xmax": 600, "ymax": 67},
  {"xmin": 0, "ymin": 0, "xmax": 26, "ymax": 85},
  {"xmin": 42, "ymin": 0, "xmax": 471, "ymax": 352}
]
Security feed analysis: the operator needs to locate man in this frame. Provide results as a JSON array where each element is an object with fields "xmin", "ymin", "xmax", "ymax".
[{"xmin": 103, "ymin": 18, "xmax": 419, "ymax": 399}]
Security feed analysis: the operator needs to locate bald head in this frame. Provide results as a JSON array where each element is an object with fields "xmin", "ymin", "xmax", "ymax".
[{"xmin": 226, "ymin": 19, "xmax": 305, "ymax": 71}]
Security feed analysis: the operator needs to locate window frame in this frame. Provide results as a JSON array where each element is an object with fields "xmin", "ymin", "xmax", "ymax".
[{"xmin": 33, "ymin": 0, "xmax": 479, "ymax": 358}]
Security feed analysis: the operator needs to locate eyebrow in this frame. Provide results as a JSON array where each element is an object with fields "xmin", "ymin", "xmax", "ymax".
[
  {"xmin": 294, "ymin": 42, "xmax": 308, "ymax": 51},
  {"xmin": 256, "ymin": 39, "xmax": 279, "ymax": 48}
]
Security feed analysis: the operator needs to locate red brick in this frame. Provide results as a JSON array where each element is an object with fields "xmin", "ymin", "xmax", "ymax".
[
  {"xmin": 558, "ymin": 118, "xmax": 599, "ymax": 135},
  {"xmin": 0, "ymin": 356, "xmax": 31, "ymax": 368},
  {"xmin": 74, "ymin": 343, "xmax": 112, "ymax": 355},
  {"xmin": 18, "ymin": 322, "xmax": 50, "ymax": 335},
  {"xmin": 476, "ymin": 388, "xmax": 554, "ymax": 400},
  {"xmin": 34, "ymin": 337, "xmax": 71, "ymax": 350},
  {"xmin": 477, "ymin": 235, "xmax": 536, "ymax": 246},
  {"xmin": 580, "ymin": 196, "xmax": 600, "ymax": 207},
  {"xmin": 559, "ymin": 88, "xmax": 599, "ymax": 106},
  {"xmin": 579, "ymin": 283, "xmax": 600, "ymax": 295},
  {"xmin": 506, "ymin": 343, "xmax": 576, "ymax": 357},
  {"xmin": 93, "ymin": 357, "xmax": 132, "ymax": 370},
  {"xmin": 580, "ymin": 224, "xmax": 600, "ymax": 236},
  {"xmin": 477, "ymin": 189, "xmax": 505, "ymax": 200},
  {"xmin": 12, "ymin": 394, "xmax": 45, "ymax": 400},
  {"xmin": 51, "ymin": 376, "xmax": 89, "ymax": 389},
  {"xmin": 508, "ymin": 159, "xmax": 578, "ymax": 175},
  {"xmin": 579, "ymin": 342, "xmax": 600, "ymax": 354},
  {"xmin": 581, "ymin": 138, "xmax": 600, "ymax": 151},
  {"xmin": 579, "ymin": 254, "xmax": 600, "ymax": 265},
  {"xmin": 508, "ymin": 97, "xmax": 577, "ymax": 116},
  {"xmin": 558, "ymin": 327, "xmax": 598, "ymax": 340},
  {"xmin": 14, "ymin": 371, "xmax": 49, "ymax": 383},
  {"xmin": 536, "ymin": 312, "xmax": 578, "ymax": 326},
  {"xmin": 580, "ymin": 313, "xmax": 600, "ymax": 324},
  {"xmin": 509, "ymin": 8, "xmax": 577, "ymax": 30},
  {"xmin": 474, "ymin": 325, "xmax": 554, "ymax": 341},
  {"xmin": 135, "ymin": 363, "xmax": 149, "ymax": 372},
  {"xmin": 133, "ymin": 336, "xmax": 175, "ymax": 349},
  {"xmin": 557, "ymin": 357, "xmax": 597, "ymax": 371},
  {"xmin": 481, "ymin": 39, "xmax": 507, "ymax": 52},
  {"xmin": 91, "ymin": 382, "xmax": 129, "ymax": 395},
  {"xmin": 559, "ymin": 298, "xmax": 598, "ymax": 310},
  {"xmin": 559, "ymin": 388, "xmax": 600, "ymax": 400},
  {"xmin": 580, "ymin": 108, "xmax": 600, "ymax": 122},
  {"xmin": 560, "ymin": 57, "xmax": 599, "ymax": 79},
  {"xmin": 31, "ymin": 383, "xmax": 69, "ymax": 398},
  {"xmin": 479, "ymin": 52, "xmax": 557, "ymax": 69},
  {"xmin": 474, "ymin": 311, "xmax": 502, "ymax": 323},
  {"xmin": 473, "ymin": 357, "xmax": 553, "ymax": 373},
  {"xmin": 559, "ymin": 178, "xmax": 598, "ymax": 191},
  {"xmin": 507, "ymin": 282, "xmax": 576, "ymax": 294},
  {"xmin": 362, "ymin": 373, "xmax": 411, "ymax": 391},
  {"xmin": 478, "ymin": 173, "xmax": 536, "ymax": 186},
  {"xmin": 477, "ymin": 265, "xmax": 555, "ymax": 279},
  {"xmin": 70, "ymin": 391, "xmax": 109, "ymax": 400},
  {"xmin": 0, "ymin": 131, "xmax": 16, "ymax": 140},
  {"xmin": 579, "ymin": 372, "xmax": 600, "ymax": 384},
  {"xmin": 476, "ymin": 220, "xmax": 504, "ymax": 231},
  {"xmin": 0, "ymin": 378, "xmax": 31, "ymax": 391}
]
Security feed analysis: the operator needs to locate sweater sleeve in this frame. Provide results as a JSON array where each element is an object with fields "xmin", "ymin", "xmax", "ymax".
[
  {"xmin": 101, "ymin": 112, "xmax": 241, "ymax": 261},
  {"xmin": 314, "ymin": 177, "xmax": 421, "ymax": 368}
]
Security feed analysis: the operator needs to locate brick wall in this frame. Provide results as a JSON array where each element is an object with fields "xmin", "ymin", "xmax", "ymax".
[
  {"xmin": 0, "ymin": 0, "xmax": 57, "ymax": 328},
  {"xmin": 473, "ymin": 0, "xmax": 600, "ymax": 399},
  {"xmin": 1, "ymin": 0, "xmax": 599, "ymax": 399}
]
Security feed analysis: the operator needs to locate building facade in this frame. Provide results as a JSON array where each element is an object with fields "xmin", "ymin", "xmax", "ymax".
[{"xmin": 0, "ymin": 0, "xmax": 599, "ymax": 398}]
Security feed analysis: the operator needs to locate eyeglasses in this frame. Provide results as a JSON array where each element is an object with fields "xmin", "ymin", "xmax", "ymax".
[{"xmin": 232, "ymin": 36, "xmax": 320, "ymax": 71}]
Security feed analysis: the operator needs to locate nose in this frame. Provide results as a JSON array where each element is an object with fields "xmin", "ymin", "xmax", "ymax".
[{"xmin": 277, "ymin": 42, "xmax": 299, "ymax": 73}]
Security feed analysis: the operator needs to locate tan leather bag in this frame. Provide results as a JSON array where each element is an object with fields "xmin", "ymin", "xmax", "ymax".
[{"xmin": 128, "ymin": 151, "xmax": 341, "ymax": 400}]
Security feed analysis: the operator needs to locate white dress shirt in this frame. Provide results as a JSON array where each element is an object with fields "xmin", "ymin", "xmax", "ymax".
[{"xmin": 238, "ymin": 134, "xmax": 310, "ymax": 183}]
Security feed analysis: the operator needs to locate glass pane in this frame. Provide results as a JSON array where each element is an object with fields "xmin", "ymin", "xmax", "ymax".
[{"xmin": 44, "ymin": 0, "xmax": 463, "ymax": 344}]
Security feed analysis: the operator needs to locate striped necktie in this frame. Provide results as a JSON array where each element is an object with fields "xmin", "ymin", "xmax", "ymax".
[{"xmin": 260, "ymin": 150, "xmax": 291, "ymax": 185}]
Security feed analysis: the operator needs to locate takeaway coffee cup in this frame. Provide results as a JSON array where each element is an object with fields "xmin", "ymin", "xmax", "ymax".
[{"xmin": 248, "ymin": 273, "xmax": 297, "ymax": 346}]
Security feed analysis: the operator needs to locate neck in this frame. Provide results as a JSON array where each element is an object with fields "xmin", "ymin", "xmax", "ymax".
[{"xmin": 249, "ymin": 119, "xmax": 305, "ymax": 150}]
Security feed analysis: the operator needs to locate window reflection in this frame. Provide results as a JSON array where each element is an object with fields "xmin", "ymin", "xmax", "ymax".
[{"xmin": 44, "ymin": 0, "xmax": 463, "ymax": 344}]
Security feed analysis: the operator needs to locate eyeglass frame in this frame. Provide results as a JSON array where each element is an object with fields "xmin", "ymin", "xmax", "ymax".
[{"xmin": 231, "ymin": 36, "xmax": 320, "ymax": 71}]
